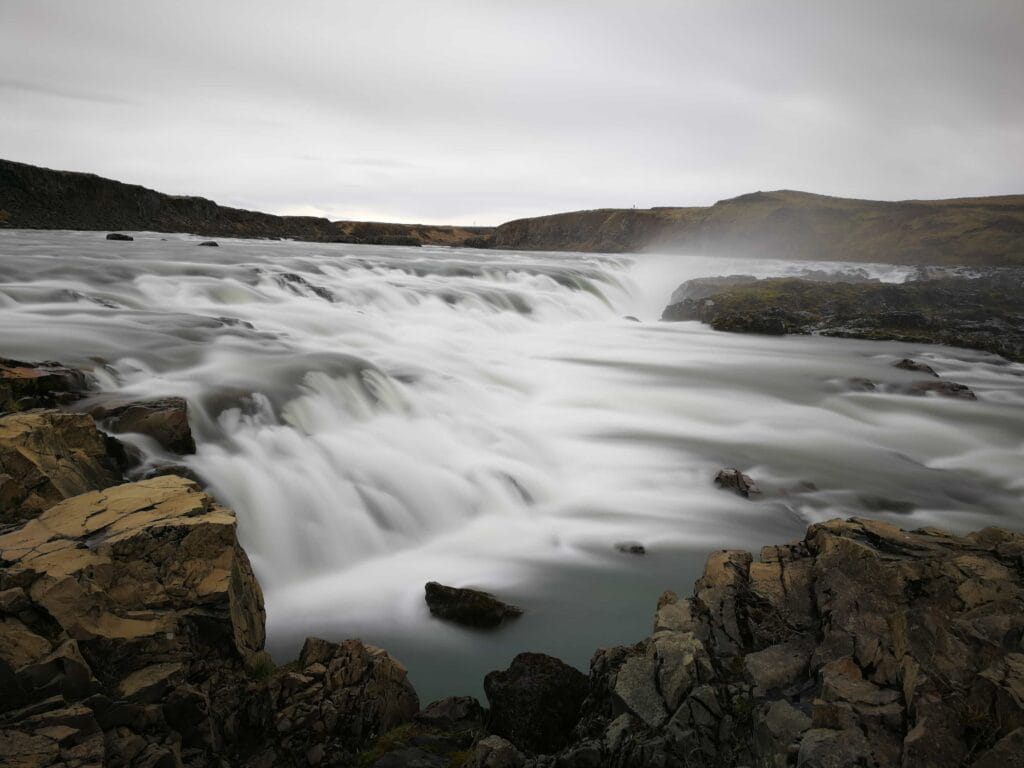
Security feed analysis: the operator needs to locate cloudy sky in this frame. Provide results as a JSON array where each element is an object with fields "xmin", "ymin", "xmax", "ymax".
[{"xmin": 2, "ymin": 1, "xmax": 1022, "ymax": 225}]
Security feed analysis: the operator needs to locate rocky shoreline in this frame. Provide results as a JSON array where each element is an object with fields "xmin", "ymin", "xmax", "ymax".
[
  {"xmin": 662, "ymin": 271, "xmax": 1024, "ymax": 363},
  {"xmin": 3, "ymin": 360, "xmax": 1023, "ymax": 767}
]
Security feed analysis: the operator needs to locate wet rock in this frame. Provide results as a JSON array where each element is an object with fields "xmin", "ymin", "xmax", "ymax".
[
  {"xmin": 484, "ymin": 652, "xmax": 588, "ymax": 754},
  {"xmin": 614, "ymin": 541, "xmax": 646, "ymax": 555},
  {"xmin": 894, "ymin": 358, "xmax": 938, "ymax": 376},
  {"xmin": 845, "ymin": 377, "xmax": 877, "ymax": 391},
  {"xmin": 90, "ymin": 396, "xmax": 197, "ymax": 454},
  {"xmin": 905, "ymin": 379, "xmax": 977, "ymax": 400},
  {"xmin": 424, "ymin": 582, "xmax": 523, "ymax": 628},
  {"xmin": 0, "ymin": 358, "xmax": 91, "ymax": 413},
  {"xmin": 0, "ymin": 410, "xmax": 124, "ymax": 524},
  {"xmin": 198, "ymin": 240, "xmax": 219, "ymax": 247},
  {"xmin": 105, "ymin": 233, "xmax": 133, "ymax": 241},
  {"xmin": 714, "ymin": 467, "xmax": 761, "ymax": 498}
]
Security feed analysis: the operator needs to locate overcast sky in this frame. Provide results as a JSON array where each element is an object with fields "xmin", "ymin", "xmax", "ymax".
[{"xmin": 2, "ymin": 1, "xmax": 1022, "ymax": 225}]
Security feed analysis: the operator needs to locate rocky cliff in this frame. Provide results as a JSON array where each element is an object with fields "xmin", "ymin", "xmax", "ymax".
[
  {"xmin": 486, "ymin": 190, "xmax": 1024, "ymax": 266},
  {"xmin": 0, "ymin": 159, "xmax": 490, "ymax": 246}
]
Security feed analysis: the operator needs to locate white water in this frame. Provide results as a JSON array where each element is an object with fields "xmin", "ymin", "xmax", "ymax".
[{"xmin": 2, "ymin": 229, "xmax": 1023, "ymax": 700}]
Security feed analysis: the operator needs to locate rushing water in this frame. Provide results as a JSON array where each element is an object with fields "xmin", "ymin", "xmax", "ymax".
[{"xmin": 2, "ymin": 229, "xmax": 1023, "ymax": 700}]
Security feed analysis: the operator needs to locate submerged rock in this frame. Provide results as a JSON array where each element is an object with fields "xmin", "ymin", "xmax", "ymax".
[
  {"xmin": 714, "ymin": 467, "xmax": 761, "ymax": 498},
  {"xmin": 894, "ymin": 357, "xmax": 939, "ymax": 376},
  {"xmin": 905, "ymin": 379, "xmax": 977, "ymax": 400},
  {"xmin": 424, "ymin": 582, "xmax": 523, "ymax": 628},
  {"xmin": 615, "ymin": 541, "xmax": 646, "ymax": 555},
  {"xmin": 198, "ymin": 240, "xmax": 219, "ymax": 247},
  {"xmin": 105, "ymin": 232, "xmax": 133, "ymax": 241}
]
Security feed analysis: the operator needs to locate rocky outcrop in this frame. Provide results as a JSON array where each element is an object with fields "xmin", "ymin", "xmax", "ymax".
[
  {"xmin": 424, "ymin": 582, "xmax": 523, "ymax": 628},
  {"xmin": 1, "ymin": 358, "xmax": 91, "ymax": 413},
  {"xmin": 488, "ymin": 518, "xmax": 1024, "ymax": 767},
  {"xmin": 0, "ymin": 159, "xmax": 491, "ymax": 246},
  {"xmin": 662, "ymin": 272, "xmax": 1024, "ymax": 362},
  {"xmin": 89, "ymin": 397, "xmax": 197, "ymax": 455},
  {"xmin": 0, "ymin": 411, "xmax": 125, "ymax": 526}
]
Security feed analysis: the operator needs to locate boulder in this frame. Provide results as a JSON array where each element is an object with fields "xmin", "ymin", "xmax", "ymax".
[
  {"xmin": 714, "ymin": 468, "xmax": 761, "ymax": 498},
  {"xmin": 465, "ymin": 735, "xmax": 525, "ymax": 768},
  {"xmin": 0, "ymin": 410, "xmax": 124, "ymax": 524},
  {"xmin": 90, "ymin": 396, "xmax": 197, "ymax": 454},
  {"xmin": 105, "ymin": 233, "xmax": 133, "ymax": 241},
  {"xmin": 424, "ymin": 582, "xmax": 522, "ymax": 628},
  {"xmin": 484, "ymin": 652, "xmax": 587, "ymax": 754},
  {"xmin": 198, "ymin": 241, "xmax": 219, "ymax": 247}
]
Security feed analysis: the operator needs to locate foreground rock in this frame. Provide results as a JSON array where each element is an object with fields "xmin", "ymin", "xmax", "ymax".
[
  {"xmin": 662, "ymin": 272, "xmax": 1024, "ymax": 361},
  {"xmin": 425, "ymin": 582, "xmax": 523, "ymax": 628},
  {"xmin": 0, "ymin": 469, "xmax": 419, "ymax": 766},
  {"xmin": 0, "ymin": 358, "xmax": 91, "ymax": 412},
  {"xmin": 0, "ymin": 410, "xmax": 124, "ymax": 526},
  {"xmin": 501, "ymin": 518, "xmax": 1024, "ymax": 767}
]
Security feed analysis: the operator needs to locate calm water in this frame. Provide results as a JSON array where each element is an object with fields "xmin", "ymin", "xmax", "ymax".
[{"xmin": 2, "ymin": 229, "xmax": 1023, "ymax": 701}]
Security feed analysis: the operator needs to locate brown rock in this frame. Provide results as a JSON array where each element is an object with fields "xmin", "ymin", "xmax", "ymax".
[
  {"xmin": 424, "ymin": 582, "xmax": 522, "ymax": 628},
  {"xmin": 0, "ymin": 358, "xmax": 90, "ymax": 413},
  {"xmin": 91, "ymin": 396, "xmax": 196, "ymax": 455}
]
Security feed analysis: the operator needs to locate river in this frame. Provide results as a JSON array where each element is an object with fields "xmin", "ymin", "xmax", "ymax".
[{"xmin": 2, "ymin": 229, "xmax": 1022, "ymax": 701}]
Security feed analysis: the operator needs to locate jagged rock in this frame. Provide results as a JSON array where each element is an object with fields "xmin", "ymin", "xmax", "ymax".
[
  {"xmin": 0, "ymin": 358, "xmax": 91, "ymax": 413},
  {"xmin": 105, "ymin": 233, "xmax": 133, "ymax": 241},
  {"xmin": 0, "ymin": 410, "xmax": 124, "ymax": 524},
  {"xmin": 424, "ymin": 582, "xmax": 523, "ymax": 628},
  {"xmin": 714, "ymin": 468, "xmax": 761, "ymax": 498},
  {"xmin": 90, "ymin": 396, "xmax": 197, "ymax": 454},
  {"xmin": 894, "ymin": 358, "xmax": 938, "ymax": 376},
  {"xmin": 484, "ymin": 652, "xmax": 588, "ymax": 754},
  {"xmin": 415, "ymin": 696, "xmax": 485, "ymax": 732}
]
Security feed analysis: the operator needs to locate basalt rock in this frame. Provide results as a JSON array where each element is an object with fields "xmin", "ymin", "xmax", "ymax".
[
  {"xmin": 661, "ymin": 272, "xmax": 1024, "ymax": 362},
  {"xmin": 519, "ymin": 519, "xmax": 1024, "ymax": 767},
  {"xmin": 424, "ymin": 582, "xmax": 523, "ymax": 628},
  {"xmin": 0, "ymin": 410, "xmax": 125, "ymax": 526}
]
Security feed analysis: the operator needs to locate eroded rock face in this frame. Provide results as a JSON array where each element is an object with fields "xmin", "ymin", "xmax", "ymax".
[
  {"xmin": 0, "ymin": 410, "xmax": 124, "ymax": 525},
  {"xmin": 523, "ymin": 518, "xmax": 1024, "ymax": 767}
]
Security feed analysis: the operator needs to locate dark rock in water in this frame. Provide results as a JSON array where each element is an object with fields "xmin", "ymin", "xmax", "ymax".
[
  {"xmin": 859, "ymin": 494, "xmax": 916, "ymax": 514},
  {"xmin": 198, "ymin": 240, "xmax": 219, "ymax": 247},
  {"xmin": 615, "ymin": 541, "xmax": 646, "ymax": 555},
  {"xmin": 714, "ymin": 468, "xmax": 761, "ymax": 498},
  {"xmin": 140, "ymin": 462, "xmax": 203, "ymax": 485},
  {"xmin": 894, "ymin": 358, "xmax": 939, "ymax": 376},
  {"xmin": 0, "ymin": 357, "xmax": 91, "ymax": 412},
  {"xmin": 622, "ymin": 315, "xmax": 640, "ymax": 322},
  {"xmin": 846, "ymin": 377, "xmax": 877, "ymax": 392},
  {"xmin": 483, "ymin": 652, "xmax": 588, "ymax": 754},
  {"xmin": 91, "ymin": 396, "xmax": 197, "ymax": 454},
  {"xmin": 424, "ymin": 582, "xmax": 522, "ymax": 628},
  {"xmin": 906, "ymin": 380, "xmax": 977, "ymax": 400},
  {"xmin": 105, "ymin": 232, "xmax": 133, "ymax": 241}
]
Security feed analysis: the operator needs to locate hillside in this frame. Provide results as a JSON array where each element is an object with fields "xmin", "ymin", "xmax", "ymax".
[
  {"xmin": 488, "ymin": 190, "xmax": 1024, "ymax": 265},
  {"xmin": 0, "ymin": 159, "xmax": 490, "ymax": 246}
]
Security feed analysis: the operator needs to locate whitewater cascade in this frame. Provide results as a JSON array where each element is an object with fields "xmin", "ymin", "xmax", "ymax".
[{"xmin": 2, "ymin": 230, "xmax": 1022, "ymax": 698}]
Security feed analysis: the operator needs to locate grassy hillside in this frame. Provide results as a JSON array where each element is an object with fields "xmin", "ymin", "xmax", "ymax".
[{"xmin": 487, "ymin": 190, "xmax": 1024, "ymax": 266}]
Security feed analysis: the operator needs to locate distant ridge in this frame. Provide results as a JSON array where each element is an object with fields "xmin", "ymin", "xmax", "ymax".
[
  {"xmin": 485, "ymin": 188, "xmax": 1024, "ymax": 265},
  {"xmin": 1, "ymin": 159, "xmax": 1022, "ymax": 264},
  {"xmin": 0, "ymin": 159, "xmax": 490, "ymax": 246}
]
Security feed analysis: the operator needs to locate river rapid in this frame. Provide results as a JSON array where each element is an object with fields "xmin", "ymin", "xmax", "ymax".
[{"xmin": 2, "ymin": 229, "xmax": 1023, "ymax": 700}]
